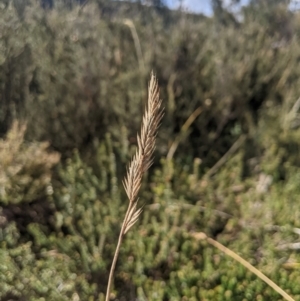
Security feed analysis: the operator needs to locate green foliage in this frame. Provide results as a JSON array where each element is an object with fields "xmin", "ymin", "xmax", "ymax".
[
  {"xmin": 2, "ymin": 140, "xmax": 300, "ymax": 300},
  {"xmin": 0, "ymin": 122, "xmax": 60, "ymax": 205},
  {"xmin": 0, "ymin": 0, "xmax": 298, "ymax": 164}
]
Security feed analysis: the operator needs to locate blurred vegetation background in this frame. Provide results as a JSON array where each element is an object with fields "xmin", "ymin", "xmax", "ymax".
[{"xmin": 1, "ymin": 0, "xmax": 300, "ymax": 300}]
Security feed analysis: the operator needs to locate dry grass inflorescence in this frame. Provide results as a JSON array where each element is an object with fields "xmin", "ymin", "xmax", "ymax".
[{"xmin": 105, "ymin": 72, "xmax": 164, "ymax": 301}]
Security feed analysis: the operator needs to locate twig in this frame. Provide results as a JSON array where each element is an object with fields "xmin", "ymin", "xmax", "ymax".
[
  {"xmin": 167, "ymin": 107, "xmax": 202, "ymax": 160},
  {"xmin": 192, "ymin": 232, "xmax": 295, "ymax": 301},
  {"xmin": 204, "ymin": 135, "xmax": 245, "ymax": 178},
  {"xmin": 123, "ymin": 19, "xmax": 145, "ymax": 74},
  {"xmin": 148, "ymin": 202, "xmax": 233, "ymax": 219}
]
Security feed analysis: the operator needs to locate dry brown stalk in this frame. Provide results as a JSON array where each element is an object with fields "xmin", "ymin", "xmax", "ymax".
[
  {"xmin": 105, "ymin": 72, "xmax": 163, "ymax": 301},
  {"xmin": 166, "ymin": 106, "xmax": 202, "ymax": 161},
  {"xmin": 192, "ymin": 232, "xmax": 295, "ymax": 301}
]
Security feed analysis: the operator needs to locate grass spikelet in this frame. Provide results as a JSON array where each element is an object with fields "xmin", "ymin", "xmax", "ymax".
[{"xmin": 105, "ymin": 72, "xmax": 163, "ymax": 301}]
